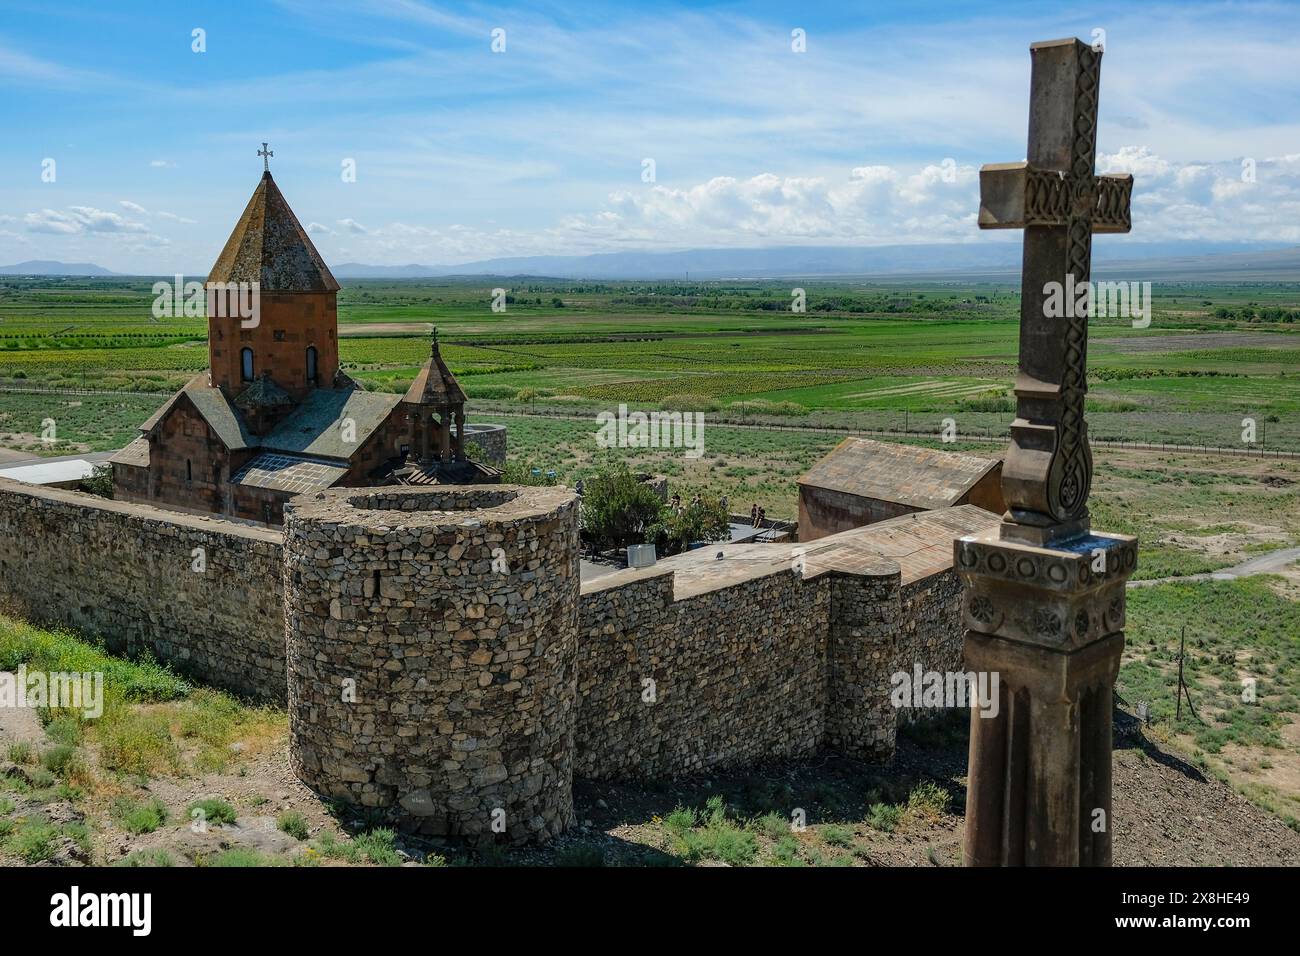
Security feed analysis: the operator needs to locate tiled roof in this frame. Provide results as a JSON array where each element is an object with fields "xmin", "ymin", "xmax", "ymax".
[
  {"xmin": 798, "ymin": 437, "xmax": 1000, "ymax": 510},
  {"xmin": 402, "ymin": 334, "xmax": 466, "ymax": 406},
  {"xmin": 229, "ymin": 453, "xmax": 348, "ymax": 494},
  {"xmin": 108, "ymin": 436, "xmax": 150, "ymax": 468},
  {"xmin": 261, "ymin": 387, "xmax": 401, "ymax": 460},
  {"xmin": 207, "ymin": 172, "xmax": 340, "ymax": 293},
  {"xmin": 142, "ymin": 375, "xmax": 399, "ymax": 462},
  {"xmin": 141, "ymin": 374, "xmax": 259, "ymax": 451}
]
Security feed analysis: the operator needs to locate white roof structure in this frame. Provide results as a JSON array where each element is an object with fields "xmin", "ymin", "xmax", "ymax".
[{"xmin": 0, "ymin": 458, "xmax": 97, "ymax": 485}]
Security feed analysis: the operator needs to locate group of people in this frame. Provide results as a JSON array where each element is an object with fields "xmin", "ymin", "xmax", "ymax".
[
  {"xmin": 669, "ymin": 493, "xmax": 707, "ymax": 513},
  {"xmin": 749, "ymin": 502, "xmax": 766, "ymax": 528}
]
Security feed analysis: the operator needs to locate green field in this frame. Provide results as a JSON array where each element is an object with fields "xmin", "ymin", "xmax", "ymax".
[{"xmin": 2, "ymin": 276, "xmax": 1299, "ymax": 452}]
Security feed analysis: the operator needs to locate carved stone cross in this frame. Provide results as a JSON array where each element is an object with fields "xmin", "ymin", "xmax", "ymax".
[
  {"xmin": 978, "ymin": 38, "xmax": 1133, "ymax": 545},
  {"xmin": 957, "ymin": 37, "xmax": 1138, "ymax": 868},
  {"xmin": 258, "ymin": 142, "xmax": 274, "ymax": 173}
]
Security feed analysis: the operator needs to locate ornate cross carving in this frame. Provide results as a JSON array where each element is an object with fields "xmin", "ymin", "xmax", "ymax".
[
  {"xmin": 258, "ymin": 142, "xmax": 274, "ymax": 172},
  {"xmin": 979, "ymin": 38, "xmax": 1133, "ymax": 545}
]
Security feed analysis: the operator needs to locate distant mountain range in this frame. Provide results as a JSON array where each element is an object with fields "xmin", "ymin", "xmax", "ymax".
[
  {"xmin": 330, "ymin": 241, "xmax": 1300, "ymax": 280},
  {"xmin": 0, "ymin": 259, "xmax": 119, "ymax": 276},
  {"xmin": 7, "ymin": 241, "xmax": 1300, "ymax": 281}
]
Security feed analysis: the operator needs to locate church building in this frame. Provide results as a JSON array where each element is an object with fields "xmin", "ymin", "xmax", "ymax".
[{"xmin": 110, "ymin": 164, "xmax": 498, "ymax": 524}]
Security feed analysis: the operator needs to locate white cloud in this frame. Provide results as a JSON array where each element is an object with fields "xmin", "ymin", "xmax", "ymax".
[
  {"xmin": 24, "ymin": 209, "xmax": 81, "ymax": 234},
  {"xmin": 336, "ymin": 218, "xmax": 368, "ymax": 234},
  {"xmin": 306, "ymin": 221, "xmax": 332, "ymax": 234},
  {"xmin": 157, "ymin": 211, "xmax": 197, "ymax": 224},
  {"xmin": 120, "ymin": 200, "xmax": 149, "ymax": 215}
]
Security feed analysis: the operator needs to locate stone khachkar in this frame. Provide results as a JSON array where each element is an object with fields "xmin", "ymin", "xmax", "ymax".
[
  {"xmin": 284, "ymin": 485, "xmax": 580, "ymax": 845},
  {"xmin": 955, "ymin": 38, "xmax": 1138, "ymax": 865}
]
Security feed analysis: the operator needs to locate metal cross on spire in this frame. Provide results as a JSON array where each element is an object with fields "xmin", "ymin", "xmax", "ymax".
[
  {"xmin": 978, "ymin": 38, "xmax": 1133, "ymax": 546},
  {"xmin": 258, "ymin": 142, "xmax": 274, "ymax": 173}
]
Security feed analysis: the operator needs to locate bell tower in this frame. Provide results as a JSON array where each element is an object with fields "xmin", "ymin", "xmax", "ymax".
[{"xmin": 206, "ymin": 150, "xmax": 340, "ymax": 404}]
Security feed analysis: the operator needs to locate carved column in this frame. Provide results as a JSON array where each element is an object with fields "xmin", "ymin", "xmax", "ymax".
[{"xmin": 956, "ymin": 530, "xmax": 1135, "ymax": 865}]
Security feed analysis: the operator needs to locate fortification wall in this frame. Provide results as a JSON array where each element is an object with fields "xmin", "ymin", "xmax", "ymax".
[
  {"xmin": 462, "ymin": 423, "xmax": 507, "ymax": 466},
  {"xmin": 575, "ymin": 568, "xmax": 830, "ymax": 780},
  {"xmin": 897, "ymin": 571, "xmax": 966, "ymax": 723},
  {"xmin": 0, "ymin": 477, "xmax": 974, "ymax": 840},
  {"xmin": 0, "ymin": 478, "xmax": 285, "ymax": 700},
  {"xmin": 283, "ymin": 485, "xmax": 579, "ymax": 845}
]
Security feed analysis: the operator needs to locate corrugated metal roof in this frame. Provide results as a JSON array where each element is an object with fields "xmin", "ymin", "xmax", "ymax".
[
  {"xmin": 798, "ymin": 437, "xmax": 1000, "ymax": 510},
  {"xmin": 261, "ymin": 387, "xmax": 401, "ymax": 459},
  {"xmin": 0, "ymin": 458, "xmax": 97, "ymax": 485},
  {"xmin": 207, "ymin": 171, "xmax": 340, "ymax": 293}
]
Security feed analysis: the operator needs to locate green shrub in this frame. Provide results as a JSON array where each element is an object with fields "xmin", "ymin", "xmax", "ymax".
[
  {"xmin": 6, "ymin": 742, "xmax": 33, "ymax": 765},
  {"xmin": 354, "ymin": 827, "xmax": 401, "ymax": 866},
  {"xmin": 903, "ymin": 781, "xmax": 951, "ymax": 826},
  {"xmin": 10, "ymin": 820, "xmax": 59, "ymax": 863},
  {"xmin": 277, "ymin": 810, "xmax": 309, "ymax": 841},
  {"xmin": 188, "ymin": 798, "xmax": 237, "ymax": 828},
  {"xmin": 757, "ymin": 811, "xmax": 790, "ymax": 840},
  {"xmin": 41, "ymin": 744, "xmax": 80, "ymax": 775},
  {"xmin": 822, "ymin": 824, "xmax": 854, "ymax": 847},
  {"xmin": 113, "ymin": 796, "xmax": 169, "ymax": 835},
  {"xmin": 208, "ymin": 848, "xmax": 277, "ymax": 867},
  {"xmin": 867, "ymin": 802, "xmax": 903, "ymax": 832},
  {"xmin": 114, "ymin": 849, "xmax": 173, "ymax": 867},
  {"xmin": 44, "ymin": 714, "xmax": 84, "ymax": 746}
]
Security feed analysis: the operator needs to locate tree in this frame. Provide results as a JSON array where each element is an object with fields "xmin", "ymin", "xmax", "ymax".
[
  {"xmin": 579, "ymin": 456, "xmax": 664, "ymax": 553},
  {"xmin": 651, "ymin": 496, "xmax": 731, "ymax": 556},
  {"xmin": 515, "ymin": 387, "xmax": 538, "ymax": 412},
  {"xmin": 81, "ymin": 462, "xmax": 114, "ymax": 499}
]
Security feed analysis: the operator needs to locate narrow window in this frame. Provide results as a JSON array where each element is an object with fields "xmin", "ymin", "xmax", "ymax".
[
  {"xmin": 306, "ymin": 345, "xmax": 318, "ymax": 384},
  {"xmin": 240, "ymin": 347, "xmax": 254, "ymax": 381},
  {"xmin": 186, "ymin": 459, "xmax": 192, "ymax": 482}
]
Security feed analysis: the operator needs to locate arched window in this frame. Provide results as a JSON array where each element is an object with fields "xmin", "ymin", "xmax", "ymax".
[
  {"xmin": 306, "ymin": 346, "xmax": 318, "ymax": 384},
  {"xmin": 240, "ymin": 347, "xmax": 254, "ymax": 381}
]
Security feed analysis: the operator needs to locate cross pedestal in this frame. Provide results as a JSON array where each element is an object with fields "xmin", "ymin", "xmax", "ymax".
[
  {"xmin": 957, "ymin": 531, "xmax": 1135, "ymax": 865},
  {"xmin": 958, "ymin": 38, "xmax": 1138, "ymax": 866}
]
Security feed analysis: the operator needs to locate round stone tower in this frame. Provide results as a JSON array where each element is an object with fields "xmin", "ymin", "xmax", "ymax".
[{"xmin": 283, "ymin": 485, "xmax": 580, "ymax": 845}]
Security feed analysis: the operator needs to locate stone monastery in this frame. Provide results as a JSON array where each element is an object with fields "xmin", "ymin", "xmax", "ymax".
[{"xmin": 109, "ymin": 170, "xmax": 498, "ymax": 525}]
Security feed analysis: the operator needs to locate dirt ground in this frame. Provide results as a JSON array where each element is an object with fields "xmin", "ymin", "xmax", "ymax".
[{"xmin": 3, "ymin": 699, "xmax": 1296, "ymax": 867}]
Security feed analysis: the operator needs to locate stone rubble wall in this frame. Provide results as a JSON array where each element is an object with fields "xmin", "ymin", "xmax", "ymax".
[
  {"xmin": 283, "ymin": 485, "xmax": 579, "ymax": 845},
  {"xmin": 896, "ymin": 572, "xmax": 967, "ymax": 724},
  {"xmin": 462, "ymin": 423, "xmax": 507, "ymax": 466},
  {"xmin": 824, "ymin": 570, "xmax": 904, "ymax": 760},
  {"xmin": 575, "ymin": 568, "xmax": 830, "ymax": 780},
  {"xmin": 0, "ymin": 478, "xmax": 285, "ymax": 701},
  {"xmin": 0, "ymin": 478, "xmax": 970, "ymax": 842}
]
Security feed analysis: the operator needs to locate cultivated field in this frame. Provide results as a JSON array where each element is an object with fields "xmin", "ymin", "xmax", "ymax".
[
  {"xmin": 1, "ymin": 275, "xmax": 1299, "ymax": 854},
  {"xmin": 2, "ymin": 276, "xmax": 1300, "ymax": 451}
]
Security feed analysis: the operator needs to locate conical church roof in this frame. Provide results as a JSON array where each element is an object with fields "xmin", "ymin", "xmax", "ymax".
[
  {"xmin": 402, "ymin": 330, "xmax": 467, "ymax": 406},
  {"xmin": 207, "ymin": 171, "xmax": 339, "ymax": 293}
]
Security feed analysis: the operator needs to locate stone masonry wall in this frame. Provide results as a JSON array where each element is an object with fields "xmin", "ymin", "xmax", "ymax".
[
  {"xmin": 824, "ymin": 569, "xmax": 904, "ymax": 760},
  {"xmin": 462, "ymin": 423, "xmax": 507, "ymax": 466},
  {"xmin": 575, "ymin": 568, "xmax": 831, "ymax": 780},
  {"xmin": 896, "ymin": 570, "xmax": 967, "ymax": 723},
  {"xmin": 283, "ymin": 485, "xmax": 579, "ymax": 845},
  {"xmin": 0, "ymin": 478, "xmax": 285, "ymax": 700}
]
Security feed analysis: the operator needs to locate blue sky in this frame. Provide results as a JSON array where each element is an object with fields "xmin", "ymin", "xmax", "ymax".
[{"xmin": 1, "ymin": 0, "xmax": 1298, "ymax": 273}]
